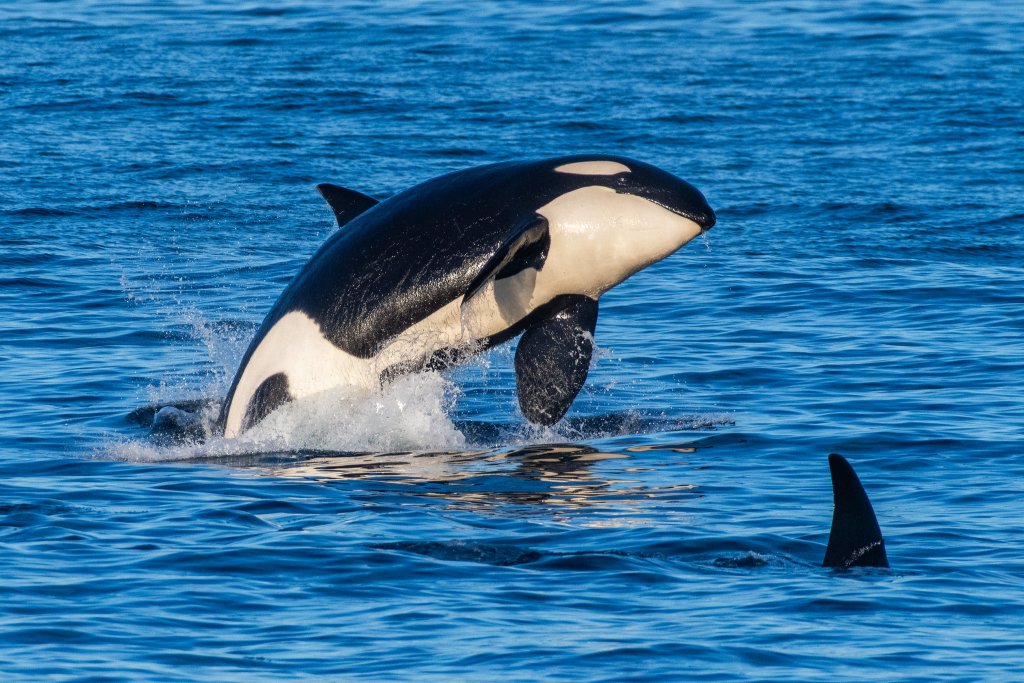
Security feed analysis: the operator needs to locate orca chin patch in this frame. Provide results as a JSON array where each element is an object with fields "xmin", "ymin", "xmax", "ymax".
[{"xmin": 554, "ymin": 160, "xmax": 632, "ymax": 175}]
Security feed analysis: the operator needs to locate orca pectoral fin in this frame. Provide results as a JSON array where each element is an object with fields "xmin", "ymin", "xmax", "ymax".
[
  {"xmin": 462, "ymin": 215, "xmax": 549, "ymax": 310},
  {"xmin": 515, "ymin": 296, "xmax": 598, "ymax": 426},
  {"xmin": 315, "ymin": 183, "xmax": 380, "ymax": 227},
  {"xmin": 823, "ymin": 454, "xmax": 890, "ymax": 568}
]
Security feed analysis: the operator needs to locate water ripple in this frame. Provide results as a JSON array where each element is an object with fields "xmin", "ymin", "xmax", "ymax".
[{"xmin": 1, "ymin": 0, "xmax": 1023, "ymax": 680}]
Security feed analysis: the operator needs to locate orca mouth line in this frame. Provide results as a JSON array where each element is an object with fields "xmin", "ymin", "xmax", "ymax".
[
  {"xmin": 693, "ymin": 208, "xmax": 717, "ymax": 231},
  {"xmin": 638, "ymin": 195, "xmax": 716, "ymax": 231},
  {"xmin": 607, "ymin": 174, "xmax": 716, "ymax": 231}
]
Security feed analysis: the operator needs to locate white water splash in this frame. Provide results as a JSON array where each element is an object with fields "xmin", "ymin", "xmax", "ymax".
[
  {"xmin": 104, "ymin": 371, "xmax": 467, "ymax": 462},
  {"xmin": 241, "ymin": 371, "xmax": 466, "ymax": 453}
]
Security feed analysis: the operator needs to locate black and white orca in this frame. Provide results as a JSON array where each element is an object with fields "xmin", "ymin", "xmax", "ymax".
[{"xmin": 218, "ymin": 155, "xmax": 716, "ymax": 437}]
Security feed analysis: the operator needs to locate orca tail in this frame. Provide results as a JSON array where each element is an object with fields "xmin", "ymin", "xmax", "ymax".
[{"xmin": 823, "ymin": 453, "xmax": 890, "ymax": 568}]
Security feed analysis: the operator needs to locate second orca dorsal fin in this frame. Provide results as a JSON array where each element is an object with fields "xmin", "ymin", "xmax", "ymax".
[
  {"xmin": 823, "ymin": 454, "xmax": 889, "ymax": 568},
  {"xmin": 462, "ymin": 215, "xmax": 550, "ymax": 310},
  {"xmin": 315, "ymin": 183, "xmax": 379, "ymax": 227}
]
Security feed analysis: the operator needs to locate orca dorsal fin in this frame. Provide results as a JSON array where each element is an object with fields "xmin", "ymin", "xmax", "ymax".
[
  {"xmin": 462, "ymin": 215, "xmax": 549, "ymax": 311},
  {"xmin": 315, "ymin": 183, "xmax": 379, "ymax": 227},
  {"xmin": 823, "ymin": 454, "xmax": 889, "ymax": 568}
]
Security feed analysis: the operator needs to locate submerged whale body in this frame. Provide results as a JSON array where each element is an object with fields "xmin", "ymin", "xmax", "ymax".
[{"xmin": 218, "ymin": 155, "xmax": 716, "ymax": 437}]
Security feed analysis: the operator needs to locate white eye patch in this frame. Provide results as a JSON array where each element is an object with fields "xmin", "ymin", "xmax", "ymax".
[{"xmin": 553, "ymin": 160, "xmax": 632, "ymax": 175}]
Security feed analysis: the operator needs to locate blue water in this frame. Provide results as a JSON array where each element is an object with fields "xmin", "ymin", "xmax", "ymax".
[{"xmin": 2, "ymin": 0, "xmax": 1023, "ymax": 679}]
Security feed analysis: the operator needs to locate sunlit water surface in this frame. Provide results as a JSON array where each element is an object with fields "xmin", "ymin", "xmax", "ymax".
[{"xmin": 2, "ymin": 1, "xmax": 1023, "ymax": 680}]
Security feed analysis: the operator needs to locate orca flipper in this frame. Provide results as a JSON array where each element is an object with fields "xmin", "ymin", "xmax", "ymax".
[
  {"xmin": 463, "ymin": 215, "xmax": 549, "ymax": 310},
  {"xmin": 315, "ymin": 183, "xmax": 380, "ymax": 227},
  {"xmin": 515, "ymin": 295, "xmax": 598, "ymax": 426},
  {"xmin": 823, "ymin": 453, "xmax": 889, "ymax": 568}
]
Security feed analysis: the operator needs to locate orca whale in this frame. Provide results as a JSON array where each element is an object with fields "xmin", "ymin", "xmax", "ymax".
[
  {"xmin": 823, "ymin": 454, "xmax": 889, "ymax": 568},
  {"xmin": 218, "ymin": 155, "xmax": 716, "ymax": 437}
]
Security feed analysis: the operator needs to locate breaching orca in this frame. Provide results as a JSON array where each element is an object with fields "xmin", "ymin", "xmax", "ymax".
[
  {"xmin": 823, "ymin": 454, "xmax": 889, "ymax": 568},
  {"xmin": 218, "ymin": 155, "xmax": 716, "ymax": 437}
]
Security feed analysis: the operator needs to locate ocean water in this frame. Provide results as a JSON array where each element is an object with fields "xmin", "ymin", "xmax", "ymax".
[{"xmin": 2, "ymin": 0, "xmax": 1023, "ymax": 680}]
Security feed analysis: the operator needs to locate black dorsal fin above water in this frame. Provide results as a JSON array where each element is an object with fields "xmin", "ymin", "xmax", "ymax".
[
  {"xmin": 823, "ymin": 453, "xmax": 889, "ymax": 568},
  {"xmin": 315, "ymin": 183, "xmax": 379, "ymax": 227}
]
